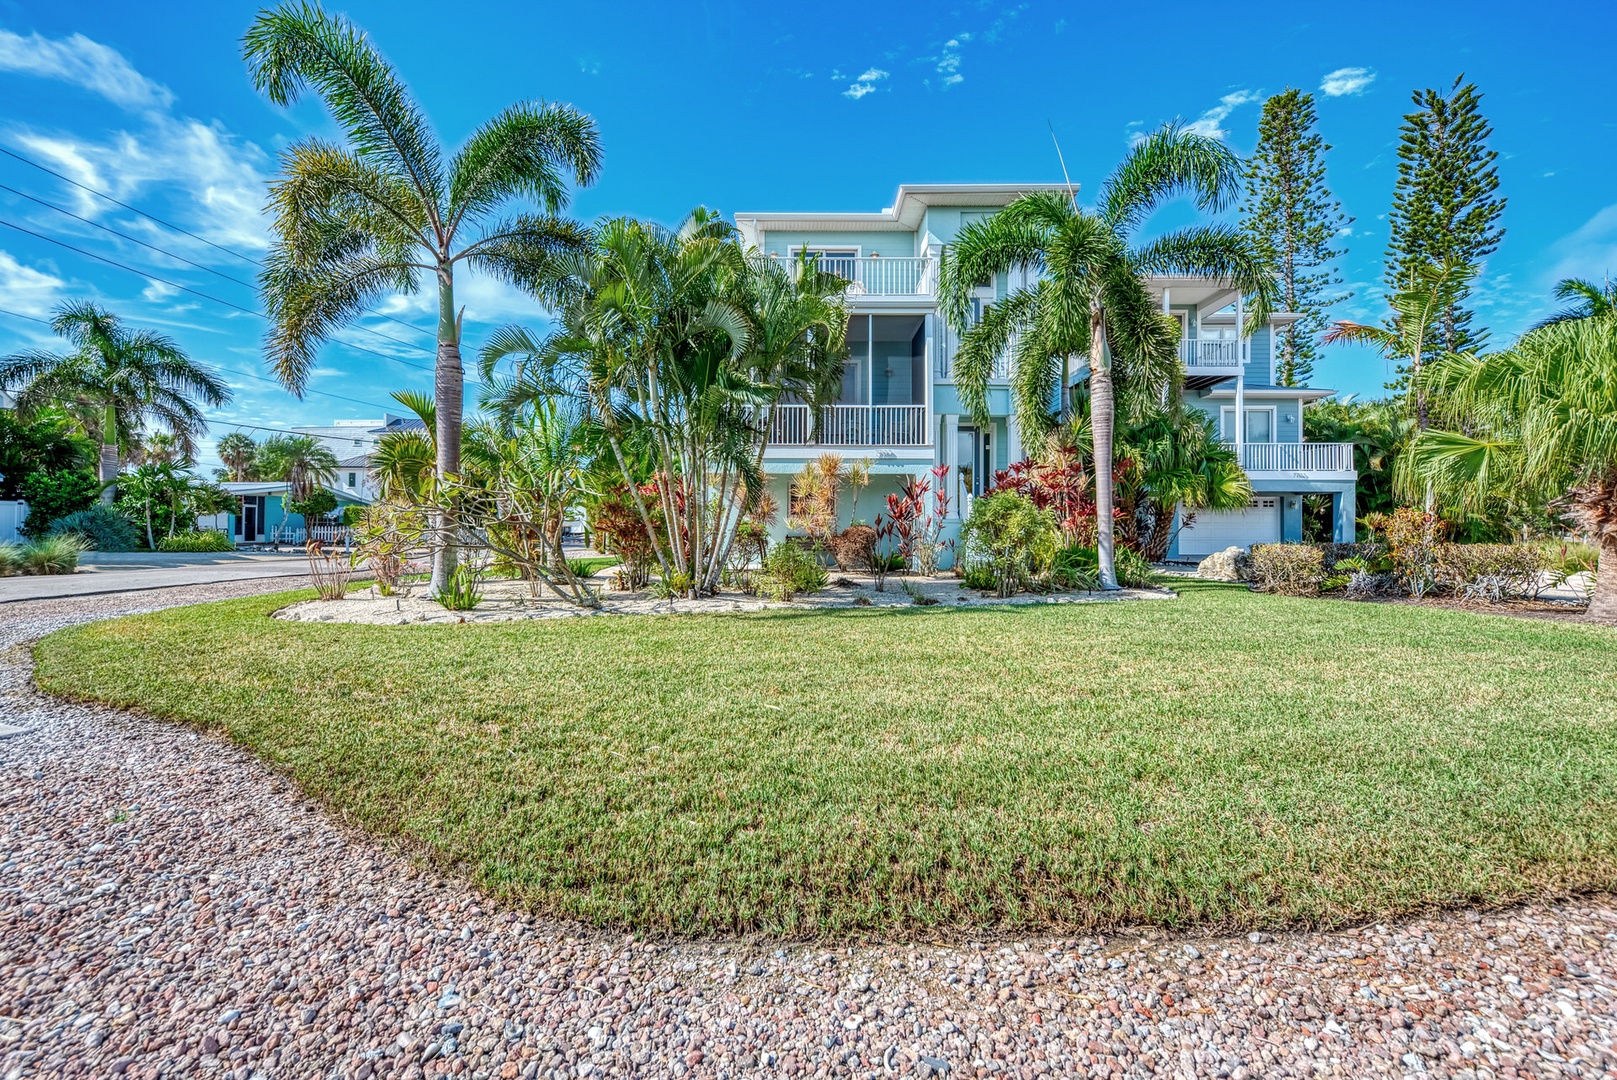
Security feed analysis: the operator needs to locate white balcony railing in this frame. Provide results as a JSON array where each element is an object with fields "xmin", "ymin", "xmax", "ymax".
[
  {"xmin": 769, "ymin": 404, "xmax": 928, "ymax": 447},
  {"xmin": 790, "ymin": 255, "xmax": 935, "ymax": 296},
  {"xmin": 1236, "ymin": 442, "xmax": 1355, "ymax": 473},
  {"xmin": 1180, "ymin": 338, "xmax": 1243, "ymax": 370}
]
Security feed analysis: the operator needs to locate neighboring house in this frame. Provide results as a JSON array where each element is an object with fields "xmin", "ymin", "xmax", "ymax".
[
  {"xmin": 287, "ymin": 414, "xmax": 427, "ymax": 501},
  {"xmin": 208, "ymin": 480, "xmax": 369, "ymax": 547},
  {"xmin": 733, "ymin": 184, "xmax": 1357, "ymax": 561}
]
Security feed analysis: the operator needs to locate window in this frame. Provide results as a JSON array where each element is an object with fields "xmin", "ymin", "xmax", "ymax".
[
  {"xmin": 789, "ymin": 246, "xmax": 859, "ymax": 279},
  {"xmin": 347, "ymin": 472, "xmax": 357, "ymax": 487},
  {"xmin": 353, "ymin": 438, "xmax": 362, "ymax": 446},
  {"xmin": 1220, "ymin": 406, "xmax": 1276, "ymax": 443}
]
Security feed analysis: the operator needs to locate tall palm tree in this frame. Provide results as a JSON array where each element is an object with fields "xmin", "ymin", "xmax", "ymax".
[
  {"xmin": 1531, "ymin": 276, "xmax": 1617, "ymax": 330},
  {"xmin": 0, "ymin": 302, "xmax": 231, "ymax": 501},
  {"xmin": 254, "ymin": 434, "xmax": 338, "ymax": 500},
  {"xmin": 131, "ymin": 431, "xmax": 189, "ymax": 467},
  {"xmin": 1115, "ymin": 409, "xmax": 1253, "ymax": 561},
  {"xmin": 216, "ymin": 432, "xmax": 260, "ymax": 480},
  {"xmin": 1401, "ymin": 316, "xmax": 1617, "ymax": 623},
  {"xmin": 243, "ymin": 3, "xmax": 602, "ymax": 594},
  {"xmin": 939, "ymin": 125, "xmax": 1275, "ymax": 587}
]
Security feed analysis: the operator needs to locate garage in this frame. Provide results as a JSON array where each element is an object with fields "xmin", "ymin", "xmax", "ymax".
[{"xmin": 1177, "ymin": 496, "xmax": 1283, "ymax": 557}]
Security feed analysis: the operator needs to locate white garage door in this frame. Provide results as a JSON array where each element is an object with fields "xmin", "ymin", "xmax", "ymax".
[{"xmin": 1178, "ymin": 497, "xmax": 1282, "ymax": 557}]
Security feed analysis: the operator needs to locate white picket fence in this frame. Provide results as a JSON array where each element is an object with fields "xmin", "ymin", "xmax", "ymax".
[{"xmin": 0, "ymin": 500, "xmax": 25, "ymax": 544}]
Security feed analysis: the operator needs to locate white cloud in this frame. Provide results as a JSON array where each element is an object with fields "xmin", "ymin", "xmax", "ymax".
[
  {"xmin": 843, "ymin": 68, "xmax": 887, "ymax": 99},
  {"xmin": 1182, "ymin": 89, "xmax": 1262, "ymax": 141},
  {"xmin": 0, "ymin": 249, "xmax": 66, "ymax": 316},
  {"xmin": 1320, "ymin": 67, "xmax": 1375, "ymax": 97},
  {"xmin": 1547, "ymin": 203, "xmax": 1617, "ymax": 287},
  {"xmin": 1, "ymin": 31, "xmax": 274, "ymax": 256},
  {"xmin": 0, "ymin": 29, "xmax": 173, "ymax": 114},
  {"xmin": 935, "ymin": 36, "xmax": 965, "ymax": 88}
]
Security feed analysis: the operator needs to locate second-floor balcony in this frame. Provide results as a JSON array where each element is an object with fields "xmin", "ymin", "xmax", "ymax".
[
  {"xmin": 1233, "ymin": 441, "xmax": 1355, "ymax": 474},
  {"xmin": 1181, "ymin": 338, "xmax": 1243, "ymax": 373},
  {"xmin": 788, "ymin": 255, "xmax": 936, "ymax": 297},
  {"xmin": 769, "ymin": 404, "xmax": 929, "ymax": 448}
]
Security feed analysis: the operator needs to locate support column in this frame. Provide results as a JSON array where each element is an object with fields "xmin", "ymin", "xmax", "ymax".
[
  {"xmin": 1335, "ymin": 489, "xmax": 1357, "ymax": 542},
  {"xmin": 1234, "ymin": 373, "xmax": 1246, "ymax": 448}
]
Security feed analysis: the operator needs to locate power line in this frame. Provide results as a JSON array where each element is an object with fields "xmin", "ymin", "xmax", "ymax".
[
  {"xmin": 0, "ymin": 181, "xmax": 431, "ymax": 356},
  {"xmin": 0, "ymin": 304, "xmax": 402, "ymax": 415},
  {"xmin": 0, "ymin": 306, "xmax": 48, "ymax": 325},
  {"xmin": 0, "ymin": 143, "xmax": 436, "ymax": 343},
  {"xmin": 0, "ymin": 214, "xmax": 449, "ymax": 379}
]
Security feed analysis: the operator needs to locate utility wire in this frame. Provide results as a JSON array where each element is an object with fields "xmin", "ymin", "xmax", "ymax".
[
  {"xmin": 0, "ymin": 215, "xmax": 451, "ymax": 380},
  {"xmin": 0, "ymin": 143, "xmax": 435, "ymax": 344},
  {"xmin": 0, "ymin": 181, "xmax": 428, "ymax": 355}
]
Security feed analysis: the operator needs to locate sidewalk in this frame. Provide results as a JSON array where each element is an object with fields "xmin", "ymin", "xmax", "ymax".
[{"xmin": 0, "ymin": 551, "xmax": 319, "ymax": 602}]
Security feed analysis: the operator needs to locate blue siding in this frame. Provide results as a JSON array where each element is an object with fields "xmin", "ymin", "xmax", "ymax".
[
  {"xmin": 1246, "ymin": 325, "xmax": 1272, "ymax": 384},
  {"xmin": 759, "ymin": 231, "xmax": 915, "ymax": 258}
]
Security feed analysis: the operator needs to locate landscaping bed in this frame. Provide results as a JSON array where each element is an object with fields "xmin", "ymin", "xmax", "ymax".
[{"xmin": 35, "ymin": 580, "xmax": 1617, "ymax": 936}]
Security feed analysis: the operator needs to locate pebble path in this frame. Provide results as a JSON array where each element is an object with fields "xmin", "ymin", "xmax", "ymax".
[{"xmin": 2, "ymin": 581, "xmax": 1614, "ymax": 1079}]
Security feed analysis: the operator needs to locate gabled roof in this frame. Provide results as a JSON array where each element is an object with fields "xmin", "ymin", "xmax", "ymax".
[
  {"xmin": 735, "ymin": 184, "xmax": 1064, "ymax": 233},
  {"xmin": 337, "ymin": 455, "xmax": 370, "ymax": 469}
]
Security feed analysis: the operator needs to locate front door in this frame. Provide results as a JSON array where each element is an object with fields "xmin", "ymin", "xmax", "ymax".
[
  {"xmin": 240, "ymin": 496, "xmax": 264, "ymax": 542},
  {"xmin": 956, "ymin": 426, "xmax": 994, "ymax": 505}
]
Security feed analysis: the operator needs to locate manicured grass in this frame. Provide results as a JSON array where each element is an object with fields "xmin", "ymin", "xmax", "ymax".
[{"xmin": 35, "ymin": 582, "xmax": 1617, "ymax": 936}]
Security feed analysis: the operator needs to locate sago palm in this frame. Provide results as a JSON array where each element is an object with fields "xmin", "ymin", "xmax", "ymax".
[
  {"xmin": 0, "ymin": 301, "xmax": 230, "ymax": 500},
  {"xmin": 1400, "ymin": 316, "xmax": 1617, "ymax": 622},
  {"xmin": 243, "ymin": 2, "xmax": 601, "ymax": 592},
  {"xmin": 939, "ymin": 124, "xmax": 1274, "ymax": 587}
]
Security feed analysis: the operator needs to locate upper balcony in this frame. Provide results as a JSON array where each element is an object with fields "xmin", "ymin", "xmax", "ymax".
[
  {"xmin": 1181, "ymin": 338, "xmax": 1245, "ymax": 387},
  {"xmin": 767, "ymin": 404, "xmax": 929, "ymax": 450},
  {"xmin": 785, "ymin": 254, "xmax": 937, "ymax": 298},
  {"xmin": 1233, "ymin": 441, "xmax": 1356, "ymax": 476}
]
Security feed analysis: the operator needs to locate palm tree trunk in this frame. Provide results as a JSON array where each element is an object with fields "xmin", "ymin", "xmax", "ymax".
[
  {"xmin": 1088, "ymin": 316, "xmax": 1121, "ymax": 590},
  {"xmin": 99, "ymin": 402, "xmax": 119, "ymax": 503},
  {"xmin": 431, "ymin": 267, "xmax": 463, "ymax": 597},
  {"xmin": 1591, "ymin": 535, "xmax": 1617, "ymax": 625}
]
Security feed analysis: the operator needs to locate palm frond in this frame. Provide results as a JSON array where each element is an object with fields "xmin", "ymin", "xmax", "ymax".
[
  {"xmin": 446, "ymin": 100, "xmax": 602, "ymax": 228},
  {"xmin": 1100, "ymin": 123, "xmax": 1241, "ymax": 236}
]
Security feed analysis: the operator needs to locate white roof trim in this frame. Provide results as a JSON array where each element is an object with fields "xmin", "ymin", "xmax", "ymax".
[
  {"xmin": 735, "ymin": 183, "xmax": 1062, "ymax": 233},
  {"xmin": 1198, "ymin": 386, "xmax": 1335, "ymax": 401}
]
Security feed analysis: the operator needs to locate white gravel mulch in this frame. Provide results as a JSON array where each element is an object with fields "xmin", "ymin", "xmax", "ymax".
[
  {"xmin": 2, "ymin": 580, "xmax": 1616, "ymax": 1079},
  {"xmin": 273, "ymin": 571, "xmax": 1174, "ymax": 626}
]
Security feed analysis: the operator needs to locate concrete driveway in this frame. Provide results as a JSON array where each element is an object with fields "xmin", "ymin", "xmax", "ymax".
[{"xmin": 0, "ymin": 550, "xmax": 322, "ymax": 602}]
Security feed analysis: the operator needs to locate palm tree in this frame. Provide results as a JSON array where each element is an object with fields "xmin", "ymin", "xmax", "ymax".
[
  {"xmin": 255, "ymin": 434, "xmax": 337, "ymax": 500},
  {"xmin": 1322, "ymin": 259, "xmax": 1475, "ymax": 431},
  {"xmin": 0, "ymin": 302, "xmax": 231, "ymax": 501},
  {"xmin": 481, "ymin": 212, "xmax": 848, "ymax": 594},
  {"xmin": 1401, "ymin": 316, "xmax": 1617, "ymax": 622},
  {"xmin": 1531, "ymin": 276, "xmax": 1617, "ymax": 330},
  {"xmin": 1114, "ymin": 409, "xmax": 1253, "ymax": 561},
  {"xmin": 131, "ymin": 431, "xmax": 189, "ymax": 467},
  {"xmin": 369, "ymin": 390, "xmax": 437, "ymax": 501},
  {"xmin": 216, "ymin": 432, "xmax": 260, "ymax": 480},
  {"xmin": 243, "ymin": 3, "xmax": 602, "ymax": 594},
  {"xmin": 939, "ymin": 125, "xmax": 1275, "ymax": 587}
]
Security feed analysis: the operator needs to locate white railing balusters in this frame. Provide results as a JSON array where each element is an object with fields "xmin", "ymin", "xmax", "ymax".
[
  {"xmin": 1230, "ymin": 442, "xmax": 1355, "ymax": 472},
  {"xmin": 784, "ymin": 256, "xmax": 936, "ymax": 296},
  {"xmin": 1180, "ymin": 339, "xmax": 1243, "ymax": 370},
  {"xmin": 768, "ymin": 404, "xmax": 927, "ymax": 447}
]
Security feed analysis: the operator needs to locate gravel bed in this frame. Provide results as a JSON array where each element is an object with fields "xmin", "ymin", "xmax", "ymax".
[{"xmin": 3, "ymin": 582, "xmax": 1616, "ymax": 1079}]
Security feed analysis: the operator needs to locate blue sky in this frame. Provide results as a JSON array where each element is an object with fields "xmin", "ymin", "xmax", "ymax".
[{"xmin": 1, "ymin": 0, "xmax": 1613, "ymax": 471}]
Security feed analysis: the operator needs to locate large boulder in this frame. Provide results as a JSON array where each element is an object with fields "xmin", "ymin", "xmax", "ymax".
[{"xmin": 1196, "ymin": 546, "xmax": 1248, "ymax": 581}]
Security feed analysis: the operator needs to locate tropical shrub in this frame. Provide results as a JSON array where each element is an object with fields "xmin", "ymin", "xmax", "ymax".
[
  {"xmin": 286, "ymin": 488, "xmax": 339, "ymax": 521},
  {"xmin": 959, "ymin": 491, "xmax": 1058, "ymax": 598},
  {"xmin": 47, "ymin": 504, "xmax": 140, "ymax": 552},
  {"xmin": 437, "ymin": 562, "xmax": 485, "ymax": 611},
  {"xmin": 156, "ymin": 529, "xmax": 234, "ymax": 553},
  {"xmin": 0, "ymin": 543, "xmax": 22, "ymax": 575},
  {"xmin": 1430, "ymin": 543, "xmax": 1546, "ymax": 603},
  {"xmin": 826, "ymin": 524, "xmax": 876, "ymax": 573},
  {"xmin": 589, "ymin": 484, "xmax": 661, "ymax": 591},
  {"xmin": 1112, "ymin": 545, "xmax": 1157, "ymax": 589},
  {"xmin": 1048, "ymin": 544, "xmax": 1101, "ymax": 591},
  {"xmin": 757, "ymin": 543, "xmax": 828, "ymax": 602},
  {"xmin": 18, "ymin": 468, "xmax": 101, "ymax": 539},
  {"xmin": 350, "ymin": 500, "xmax": 426, "ymax": 596},
  {"xmin": 1247, "ymin": 543, "xmax": 1327, "ymax": 596},
  {"xmin": 960, "ymin": 564, "xmax": 998, "ymax": 591},
  {"xmin": 19, "ymin": 535, "xmax": 87, "ymax": 575},
  {"xmin": 1364, "ymin": 507, "xmax": 1447, "ymax": 597}
]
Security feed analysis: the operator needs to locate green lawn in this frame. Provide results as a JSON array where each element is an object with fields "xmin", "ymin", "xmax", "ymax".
[{"xmin": 35, "ymin": 581, "xmax": 1617, "ymax": 936}]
